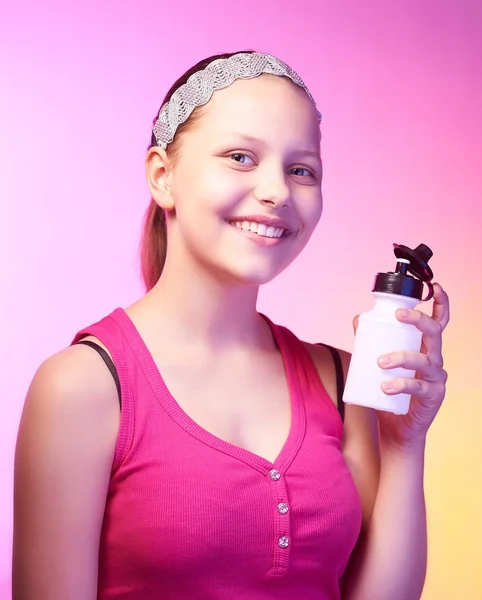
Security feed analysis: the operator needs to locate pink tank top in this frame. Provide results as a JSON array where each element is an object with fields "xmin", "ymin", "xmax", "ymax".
[{"xmin": 72, "ymin": 308, "xmax": 362, "ymax": 599}]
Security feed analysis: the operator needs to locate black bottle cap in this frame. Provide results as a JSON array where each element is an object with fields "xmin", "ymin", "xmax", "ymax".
[{"xmin": 372, "ymin": 243, "xmax": 435, "ymax": 301}]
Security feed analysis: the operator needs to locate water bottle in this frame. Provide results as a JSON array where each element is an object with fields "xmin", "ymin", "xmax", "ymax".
[{"xmin": 342, "ymin": 243, "xmax": 435, "ymax": 415}]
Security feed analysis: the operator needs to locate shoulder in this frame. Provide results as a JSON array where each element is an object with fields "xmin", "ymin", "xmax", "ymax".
[
  {"xmin": 16, "ymin": 339, "xmax": 121, "ymax": 497},
  {"xmin": 28, "ymin": 338, "xmax": 119, "ymax": 409},
  {"xmin": 301, "ymin": 341, "xmax": 350, "ymax": 408},
  {"xmin": 19, "ymin": 339, "xmax": 121, "ymax": 467}
]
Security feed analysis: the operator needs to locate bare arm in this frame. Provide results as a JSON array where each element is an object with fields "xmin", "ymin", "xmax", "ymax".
[
  {"xmin": 343, "ymin": 437, "xmax": 427, "ymax": 600},
  {"xmin": 306, "ymin": 343, "xmax": 423, "ymax": 598},
  {"xmin": 342, "ymin": 284, "xmax": 449, "ymax": 600},
  {"xmin": 13, "ymin": 342, "xmax": 120, "ymax": 600},
  {"xmin": 340, "ymin": 349, "xmax": 427, "ymax": 600}
]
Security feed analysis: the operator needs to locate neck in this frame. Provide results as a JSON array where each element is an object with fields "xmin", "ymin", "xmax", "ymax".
[{"xmin": 138, "ymin": 250, "xmax": 270, "ymax": 351}]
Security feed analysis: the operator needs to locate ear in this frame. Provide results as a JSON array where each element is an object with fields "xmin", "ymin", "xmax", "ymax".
[{"xmin": 145, "ymin": 146, "xmax": 175, "ymax": 211}]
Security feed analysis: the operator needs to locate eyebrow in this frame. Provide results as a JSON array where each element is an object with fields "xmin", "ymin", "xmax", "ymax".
[{"xmin": 224, "ymin": 134, "xmax": 321, "ymax": 160}]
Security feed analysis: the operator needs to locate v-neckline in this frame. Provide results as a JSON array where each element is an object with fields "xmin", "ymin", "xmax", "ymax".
[{"xmin": 112, "ymin": 308, "xmax": 307, "ymax": 474}]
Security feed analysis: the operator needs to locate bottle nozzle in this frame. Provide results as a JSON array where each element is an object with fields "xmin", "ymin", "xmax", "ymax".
[
  {"xmin": 372, "ymin": 244, "xmax": 435, "ymax": 301},
  {"xmin": 395, "ymin": 258, "xmax": 410, "ymax": 276}
]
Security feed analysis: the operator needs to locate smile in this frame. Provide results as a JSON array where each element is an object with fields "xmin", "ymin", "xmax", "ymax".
[{"xmin": 227, "ymin": 220, "xmax": 290, "ymax": 239}]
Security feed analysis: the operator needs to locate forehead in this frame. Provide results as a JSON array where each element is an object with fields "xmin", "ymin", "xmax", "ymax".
[{"xmin": 193, "ymin": 75, "xmax": 321, "ymax": 148}]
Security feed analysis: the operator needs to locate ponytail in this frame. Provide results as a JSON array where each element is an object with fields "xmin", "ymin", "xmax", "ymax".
[{"xmin": 140, "ymin": 199, "xmax": 167, "ymax": 292}]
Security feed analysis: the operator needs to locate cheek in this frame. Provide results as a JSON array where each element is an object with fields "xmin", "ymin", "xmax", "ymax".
[
  {"xmin": 177, "ymin": 165, "xmax": 251, "ymax": 217},
  {"xmin": 297, "ymin": 190, "xmax": 323, "ymax": 231}
]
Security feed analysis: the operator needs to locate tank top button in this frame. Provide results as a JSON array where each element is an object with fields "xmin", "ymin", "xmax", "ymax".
[
  {"xmin": 278, "ymin": 536, "xmax": 290, "ymax": 548},
  {"xmin": 277, "ymin": 502, "xmax": 289, "ymax": 514},
  {"xmin": 269, "ymin": 469, "xmax": 281, "ymax": 481}
]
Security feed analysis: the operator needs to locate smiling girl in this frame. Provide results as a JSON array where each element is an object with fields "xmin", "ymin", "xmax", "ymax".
[{"xmin": 13, "ymin": 51, "xmax": 449, "ymax": 600}]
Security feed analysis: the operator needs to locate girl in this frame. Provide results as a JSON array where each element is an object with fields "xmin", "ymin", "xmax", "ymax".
[{"xmin": 13, "ymin": 51, "xmax": 450, "ymax": 599}]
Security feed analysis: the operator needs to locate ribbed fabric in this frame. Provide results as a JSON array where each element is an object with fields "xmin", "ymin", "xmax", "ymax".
[{"xmin": 72, "ymin": 308, "xmax": 362, "ymax": 600}]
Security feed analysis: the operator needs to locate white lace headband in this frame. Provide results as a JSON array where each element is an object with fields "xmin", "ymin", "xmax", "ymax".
[{"xmin": 152, "ymin": 52, "xmax": 322, "ymax": 150}]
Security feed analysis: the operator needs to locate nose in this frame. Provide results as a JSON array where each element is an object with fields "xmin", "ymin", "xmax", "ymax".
[{"xmin": 254, "ymin": 174, "xmax": 291, "ymax": 209}]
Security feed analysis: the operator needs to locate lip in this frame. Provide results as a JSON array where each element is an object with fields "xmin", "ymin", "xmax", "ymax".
[{"xmin": 225, "ymin": 215, "xmax": 294, "ymax": 233}]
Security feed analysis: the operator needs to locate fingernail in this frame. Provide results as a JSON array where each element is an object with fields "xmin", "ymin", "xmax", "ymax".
[
  {"xmin": 398, "ymin": 309, "xmax": 410, "ymax": 319},
  {"xmin": 378, "ymin": 355, "xmax": 392, "ymax": 366},
  {"xmin": 382, "ymin": 382, "xmax": 394, "ymax": 391}
]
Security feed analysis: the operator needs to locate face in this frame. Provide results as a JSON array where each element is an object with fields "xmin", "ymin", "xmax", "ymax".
[{"xmin": 157, "ymin": 74, "xmax": 323, "ymax": 286}]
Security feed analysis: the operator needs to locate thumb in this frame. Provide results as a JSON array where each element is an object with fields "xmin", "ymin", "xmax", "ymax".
[{"xmin": 352, "ymin": 315, "xmax": 359, "ymax": 334}]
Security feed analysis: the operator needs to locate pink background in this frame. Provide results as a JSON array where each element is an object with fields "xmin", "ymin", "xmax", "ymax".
[{"xmin": 1, "ymin": 1, "xmax": 481, "ymax": 598}]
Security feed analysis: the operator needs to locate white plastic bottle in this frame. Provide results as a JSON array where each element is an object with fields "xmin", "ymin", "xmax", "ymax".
[{"xmin": 342, "ymin": 243, "xmax": 434, "ymax": 415}]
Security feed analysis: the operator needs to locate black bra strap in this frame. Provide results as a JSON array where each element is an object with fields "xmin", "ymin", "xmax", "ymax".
[
  {"xmin": 316, "ymin": 343, "xmax": 345, "ymax": 422},
  {"xmin": 76, "ymin": 340, "xmax": 122, "ymax": 407}
]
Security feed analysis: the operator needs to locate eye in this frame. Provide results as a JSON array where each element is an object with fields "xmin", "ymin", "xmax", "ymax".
[
  {"xmin": 290, "ymin": 166, "xmax": 314, "ymax": 177},
  {"xmin": 229, "ymin": 153, "xmax": 255, "ymax": 165}
]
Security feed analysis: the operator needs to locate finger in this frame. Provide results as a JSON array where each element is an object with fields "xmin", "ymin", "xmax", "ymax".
[
  {"xmin": 377, "ymin": 350, "xmax": 442, "ymax": 381},
  {"xmin": 353, "ymin": 315, "xmax": 359, "ymax": 334},
  {"xmin": 381, "ymin": 376, "xmax": 446, "ymax": 398},
  {"xmin": 395, "ymin": 308, "xmax": 443, "ymax": 361},
  {"xmin": 431, "ymin": 283, "xmax": 450, "ymax": 331},
  {"xmin": 395, "ymin": 308, "xmax": 441, "ymax": 337}
]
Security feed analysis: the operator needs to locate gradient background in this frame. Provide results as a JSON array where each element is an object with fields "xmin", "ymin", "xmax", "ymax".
[{"xmin": 1, "ymin": 0, "xmax": 481, "ymax": 598}]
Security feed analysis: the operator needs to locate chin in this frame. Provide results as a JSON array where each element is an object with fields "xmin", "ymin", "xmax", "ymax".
[
  {"xmin": 234, "ymin": 272, "xmax": 277, "ymax": 287},
  {"xmin": 224, "ymin": 260, "xmax": 291, "ymax": 287}
]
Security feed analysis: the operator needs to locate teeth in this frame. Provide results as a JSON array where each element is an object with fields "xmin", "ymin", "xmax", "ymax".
[{"xmin": 230, "ymin": 220, "xmax": 287, "ymax": 238}]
